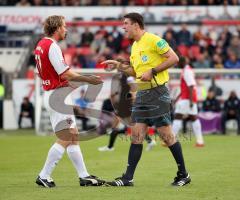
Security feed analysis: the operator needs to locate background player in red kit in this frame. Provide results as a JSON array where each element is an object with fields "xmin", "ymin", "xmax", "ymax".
[
  {"xmin": 34, "ymin": 15, "xmax": 105, "ymax": 187},
  {"xmin": 172, "ymin": 57, "xmax": 204, "ymax": 147}
]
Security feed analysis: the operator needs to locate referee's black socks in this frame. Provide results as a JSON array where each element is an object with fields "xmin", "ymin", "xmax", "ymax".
[
  {"xmin": 124, "ymin": 143, "xmax": 143, "ymax": 180},
  {"xmin": 169, "ymin": 141, "xmax": 187, "ymax": 175}
]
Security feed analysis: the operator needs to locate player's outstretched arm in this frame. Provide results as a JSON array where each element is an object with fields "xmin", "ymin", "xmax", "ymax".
[
  {"xmin": 61, "ymin": 69, "xmax": 103, "ymax": 85},
  {"xmin": 101, "ymin": 60, "xmax": 136, "ymax": 77}
]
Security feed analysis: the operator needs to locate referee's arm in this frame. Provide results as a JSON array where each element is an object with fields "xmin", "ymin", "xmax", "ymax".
[
  {"xmin": 140, "ymin": 47, "xmax": 179, "ymax": 82},
  {"xmin": 153, "ymin": 48, "xmax": 179, "ymax": 73},
  {"xmin": 118, "ymin": 64, "xmax": 136, "ymax": 77}
]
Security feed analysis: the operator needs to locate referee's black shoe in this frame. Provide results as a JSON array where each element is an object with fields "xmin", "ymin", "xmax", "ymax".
[
  {"xmin": 36, "ymin": 176, "xmax": 56, "ymax": 188},
  {"xmin": 80, "ymin": 175, "xmax": 105, "ymax": 186},
  {"xmin": 105, "ymin": 174, "xmax": 134, "ymax": 186},
  {"xmin": 171, "ymin": 171, "xmax": 191, "ymax": 186}
]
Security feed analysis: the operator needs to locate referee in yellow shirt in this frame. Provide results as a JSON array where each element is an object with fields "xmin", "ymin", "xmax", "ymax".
[{"xmin": 102, "ymin": 12, "xmax": 191, "ymax": 187}]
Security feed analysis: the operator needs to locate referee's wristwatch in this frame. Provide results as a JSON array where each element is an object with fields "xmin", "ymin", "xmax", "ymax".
[{"xmin": 151, "ymin": 68, "xmax": 158, "ymax": 76}]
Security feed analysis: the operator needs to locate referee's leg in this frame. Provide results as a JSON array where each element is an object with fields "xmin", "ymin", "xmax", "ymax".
[
  {"xmin": 157, "ymin": 125, "xmax": 191, "ymax": 186},
  {"xmin": 124, "ymin": 123, "xmax": 148, "ymax": 180}
]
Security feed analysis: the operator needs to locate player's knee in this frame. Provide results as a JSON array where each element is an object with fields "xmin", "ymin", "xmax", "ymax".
[
  {"xmin": 56, "ymin": 139, "xmax": 72, "ymax": 148},
  {"xmin": 56, "ymin": 129, "xmax": 71, "ymax": 141},
  {"xmin": 131, "ymin": 130, "xmax": 145, "ymax": 144},
  {"xmin": 69, "ymin": 128, "xmax": 79, "ymax": 143},
  {"xmin": 55, "ymin": 128, "xmax": 78, "ymax": 143},
  {"xmin": 71, "ymin": 140, "xmax": 79, "ymax": 145},
  {"xmin": 69, "ymin": 128, "xmax": 78, "ymax": 135}
]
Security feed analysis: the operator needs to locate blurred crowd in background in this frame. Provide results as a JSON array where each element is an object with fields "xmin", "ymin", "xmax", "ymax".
[
  {"xmin": 27, "ymin": 23, "xmax": 240, "ymax": 73},
  {"xmin": 1, "ymin": 0, "xmax": 240, "ymax": 6}
]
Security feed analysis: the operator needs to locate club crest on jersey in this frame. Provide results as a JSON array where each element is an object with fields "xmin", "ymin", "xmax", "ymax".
[
  {"xmin": 66, "ymin": 118, "xmax": 73, "ymax": 125},
  {"xmin": 142, "ymin": 55, "xmax": 148, "ymax": 62}
]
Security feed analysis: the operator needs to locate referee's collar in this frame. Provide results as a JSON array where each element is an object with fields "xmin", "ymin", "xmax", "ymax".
[{"xmin": 136, "ymin": 31, "xmax": 147, "ymax": 42}]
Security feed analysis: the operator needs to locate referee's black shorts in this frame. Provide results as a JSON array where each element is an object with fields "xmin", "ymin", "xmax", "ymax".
[{"xmin": 131, "ymin": 84, "xmax": 172, "ymax": 127}]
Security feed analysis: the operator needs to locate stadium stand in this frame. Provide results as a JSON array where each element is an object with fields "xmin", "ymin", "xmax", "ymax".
[
  {"xmin": 0, "ymin": 48, "xmax": 28, "ymax": 73},
  {"xmin": 0, "ymin": 4, "xmax": 239, "ymax": 134},
  {"xmin": 56, "ymin": 23, "xmax": 240, "ymax": 71},
  {"xmin": 1, "ymin": 0, "xmax": 240, "ymax": 6}
]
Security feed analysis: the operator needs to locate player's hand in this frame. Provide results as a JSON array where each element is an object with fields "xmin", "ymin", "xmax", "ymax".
[
  {"xmin": 101, "ymin": 60, "xmax": 120, "ymax": 71},
  {"xmin": 140, "ymin": 69, "xmax": 153, "ymax": 81},
  {"xmin": 86, "ymin": 75, "xmax": 103, "ymax": 85}
]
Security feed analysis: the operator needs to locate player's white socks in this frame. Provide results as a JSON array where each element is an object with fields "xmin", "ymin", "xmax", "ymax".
[
  {"xmin": 192, "ymin": 119, "xmax": 204, "ymax": 144},
  {"xmin": 172, "ymin": 120, "xmax": 182, "ymax": 137},
  {"xmin": 39, "ymin": 143, "xmax": 65, "ymax": 179},
  {"xmin": 66, "ymin": 145, "xmax": 89, "ymax": 178}
]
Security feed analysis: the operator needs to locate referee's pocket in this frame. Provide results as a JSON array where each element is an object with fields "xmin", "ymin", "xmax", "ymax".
[
  {"xmin": 155, "ymin": 86, "xmax": 171, "ymax": 103},
  {"xmin": 160, "ymin": 92, "xmax": 171, "ymax": 103}
]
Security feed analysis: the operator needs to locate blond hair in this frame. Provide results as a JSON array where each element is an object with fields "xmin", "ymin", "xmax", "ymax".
[{"xmin": 44, "ymin": 15, "xmax": 65, "ymax": 37}]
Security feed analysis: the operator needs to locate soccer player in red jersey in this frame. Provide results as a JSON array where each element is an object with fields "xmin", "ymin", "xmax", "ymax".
[
  {"xmin": 172, "ymin": 57, "xmax": 204, "ymax": 147},
  {"xmin": 34, "ymin": 15, "xmax": 105, "ymax": 187}
]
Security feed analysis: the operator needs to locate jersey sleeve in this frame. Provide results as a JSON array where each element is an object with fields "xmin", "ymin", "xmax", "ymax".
[
  {"xmin": 48, "ymin": 42, "xmax": 70, "ymax": 75},
  {"xmin": 183, "ymin": 68, "xmax": 196, "ymax": 86},
  {"xmin": 153, "ymin": 36, "xmax": 170, "ymax": 55}
]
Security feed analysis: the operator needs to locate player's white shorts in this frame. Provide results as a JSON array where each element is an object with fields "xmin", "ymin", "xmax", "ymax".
[
  {"xmin": 175, "ymin": 99, "xmax": 198, "ymax": 116},
  {"xmin": 43, "ymin": 88, "xmax": 77, "ymax": 133}
]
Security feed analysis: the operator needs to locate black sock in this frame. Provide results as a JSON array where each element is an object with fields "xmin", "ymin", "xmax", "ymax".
[
  {"xmin": 169, "ymin": 141, "xmax": 187, "ymax": 175},
  {"xmin": 145, "ymin": 135, "xmax": 152, "ymax": 144},
  {"xmin": 125, "ymin": 143, "xmax": 143, "ymax": 180},
  {"xmin": 108, "ymin": 130, "xmax": 118, "ymax": 148}
]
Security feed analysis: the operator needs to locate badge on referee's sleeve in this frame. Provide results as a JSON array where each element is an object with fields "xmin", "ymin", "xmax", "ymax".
[{"xmin": 157, "ymin": 39, "xmax": 168, "ymax": 50}]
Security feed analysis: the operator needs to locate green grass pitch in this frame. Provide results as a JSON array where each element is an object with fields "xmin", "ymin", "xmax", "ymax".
[{"xmin": 0, "ymin": 129, "xmax": 239, "ymax": 200}]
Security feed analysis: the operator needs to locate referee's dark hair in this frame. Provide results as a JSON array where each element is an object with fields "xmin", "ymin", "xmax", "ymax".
[{"xmin": 124, "ymin": 13, "xmax": 144, "ymax": 29}]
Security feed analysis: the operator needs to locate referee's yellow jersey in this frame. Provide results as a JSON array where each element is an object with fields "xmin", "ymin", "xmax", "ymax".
[{"xmin": 130, "ymin": 32, "xmax": 170, "ymax": 90}]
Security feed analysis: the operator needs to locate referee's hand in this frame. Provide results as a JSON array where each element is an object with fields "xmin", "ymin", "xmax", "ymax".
[
  {"xmin": 140, "ymin": 69, "xmax": 153, "ymax": 81},
  {"xmin": 101, "ymin": 60, "xmax": 120, "ymax": 71}
]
